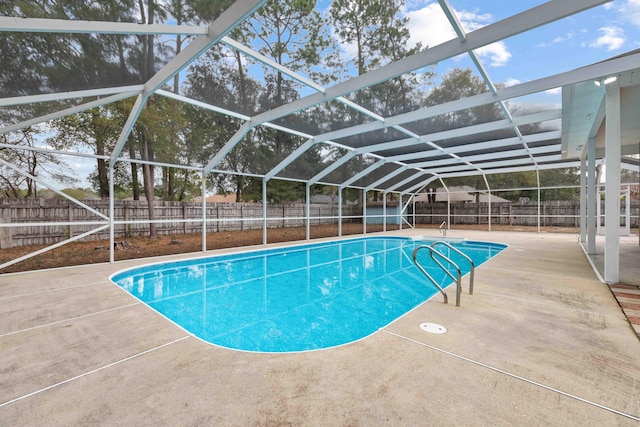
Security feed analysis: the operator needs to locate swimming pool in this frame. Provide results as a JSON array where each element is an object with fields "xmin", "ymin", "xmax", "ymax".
[{"xmin": 111, "ymin": 236, "xmax": 506, "ymax": 353}]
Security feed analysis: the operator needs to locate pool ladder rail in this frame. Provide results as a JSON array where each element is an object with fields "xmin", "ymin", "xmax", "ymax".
[
  {"xmin": 439, "ymin": 221, "xmax": 447, "ymax": 237},
  {"xmin": 412, "ymin": 241, "xmax": 476, "ymax": 307}
]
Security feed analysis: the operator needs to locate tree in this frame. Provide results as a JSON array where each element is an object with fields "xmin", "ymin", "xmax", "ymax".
[
  {"xmin": 51, "ymin": 104, "xmax": 129, "ymax": 199},
  {"xmin": 328, "ymin": 0, "xmax": 425, "ymax": 203},
  {"xmin": 0, "ymin": 128, "xmax": 77, "ymax": 198}
]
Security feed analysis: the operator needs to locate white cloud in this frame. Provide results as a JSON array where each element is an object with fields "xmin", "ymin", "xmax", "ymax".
[
  {"xmin": 404, "ymin": 2, "xmax": 511, "ymax": 67},
  {"xmin": 475, "ymin": 42, "xmax": 511, "ymax": 67},
  {"xmin": 538, "ymin": 31, "xmax": 579, "ymax": 48},
  {"xmin": 405, "ymin": 3, "xmax": 457, "ymax": 49},
  {"xmin": 553, "ymin": 31, "xmax": 576, "ymax": 44},
  {"xmin": 503, "ymin": 78, "xmax": 521, "ymax": 87},
  {"xmin": 589, "ymin": 26, "xmax": 625, "ymax": 51},
  {"xmin": 618, "ymin": 0, "xmax": 640, "ymax": 26},
  {"xmin": 545, "ymin": 87, "xmax": 562, "ymax": 95}
]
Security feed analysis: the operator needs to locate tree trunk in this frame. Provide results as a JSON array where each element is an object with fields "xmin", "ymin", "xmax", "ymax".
[
  {"xmin": 141, "ymin": 134, "xmax": 157, "ymax": 237},
  {"xmin": 128, "ymin": 140, "xmax": 140, "ymax": 200}
]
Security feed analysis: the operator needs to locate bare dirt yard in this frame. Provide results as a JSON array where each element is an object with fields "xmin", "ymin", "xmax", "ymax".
[{"xmin": 0, "ymin": 223, "xmax": 580, "ymax": 274}]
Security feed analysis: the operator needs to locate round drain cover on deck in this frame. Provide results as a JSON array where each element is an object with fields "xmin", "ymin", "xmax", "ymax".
[{"xmin": 419, "ymin": 322, "xmax": 447, "ymax": 334}]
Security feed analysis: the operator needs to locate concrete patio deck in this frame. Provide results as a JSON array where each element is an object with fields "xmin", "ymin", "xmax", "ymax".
[{"xmin": 1, "ymin": 230, "xmax": 639, "ymax": 426}]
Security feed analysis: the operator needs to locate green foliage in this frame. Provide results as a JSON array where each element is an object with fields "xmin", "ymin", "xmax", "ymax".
[{"xmin": 240, "ymin": 178, "xmax": 306, "ymax": 203}]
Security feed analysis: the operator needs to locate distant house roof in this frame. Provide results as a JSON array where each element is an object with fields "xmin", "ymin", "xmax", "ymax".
[{"xmin": 415, "ymin": 186, "xmax": 511, "ymax": 203}]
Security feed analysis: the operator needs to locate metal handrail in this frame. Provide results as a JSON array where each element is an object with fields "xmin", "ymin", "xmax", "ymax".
[
  {"xmin": 412, "ymin": 245, "xmax": 462, "ymax": 306},
  {"xmin": 439, "ymin": 221, "xmax": 447, "ymax": 237},
  {"xmin": 431, "ymin": 241, "xmax": 475, "ymax": 295}
]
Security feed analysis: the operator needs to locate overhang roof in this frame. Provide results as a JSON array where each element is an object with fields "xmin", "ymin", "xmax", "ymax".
[{"xmin": 2, "ymin": 0, "xmax": 639, "ymax": 196}]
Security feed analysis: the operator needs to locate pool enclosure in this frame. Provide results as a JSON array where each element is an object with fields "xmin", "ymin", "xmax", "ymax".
[{"xmin": 1, "ymin": 0, "xmax": 639, "ymax": 282}]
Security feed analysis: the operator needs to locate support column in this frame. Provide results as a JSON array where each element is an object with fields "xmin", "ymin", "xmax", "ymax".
[
  {"xmin": 201, "ymin": 170, "xmax": 207, "ymax": 252},
  {"xmin": 579, "ymin": 156, "xmax": 587, "ymax": 243},
  {"xmin": 604, "ymin": 84, "xmax": 621, "ymax": 283},
  {"xmin": 109, "ymin": 162, "xmax": 115, "ymax": 263},
  {"xmin": 305, "ymin": 183, "xmax": 310, "ymax": 241},
  {"xmin": 338, "ymin": 187, "xmax": 343, "ymax": 237},
  {"xmin": 587, "ymin": 137, "xmax": 596, "ymax": 254},
  {"xmin": 262, "ymin": 179, "xmax": 268, "ymax": 245},
  {"xmin": 536, "ymin": 170, "xmax": 541, "ymax": 233}
]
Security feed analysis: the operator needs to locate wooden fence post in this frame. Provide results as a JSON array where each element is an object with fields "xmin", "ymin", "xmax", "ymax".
[{"xmin": 68, "ymin": 203, "xmax": 73, "ymax": 238}]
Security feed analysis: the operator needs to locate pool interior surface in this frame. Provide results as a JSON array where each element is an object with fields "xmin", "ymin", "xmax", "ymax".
[{"xmin": 112, "ymin": 237, "xmax": 506, "ymax": 352}]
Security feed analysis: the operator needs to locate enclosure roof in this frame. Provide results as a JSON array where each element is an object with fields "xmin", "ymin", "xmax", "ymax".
[{"xmin": 2, "ymin": 0, "xmax": 639, "ymax": 195}]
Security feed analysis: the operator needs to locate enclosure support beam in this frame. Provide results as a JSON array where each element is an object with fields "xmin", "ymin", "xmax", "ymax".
[
  {"xmin": 202, "ymin": 171, "xmax": 207, "ymax": 253},
  {"xmin": 305, "ymin": 184, "xmax": 311, "ymax": 241},
  {"xmin": 483, "ymin": 175, "xmax": 491, "ymax": 232},
  {"xmin": 264, "ymin": 139, "xmax": 315, "ymax": 181},
  {"xmin": 109, "ymin": 162, "xmax": 115, "ymax": 264},
  {"xmin": 338, "ymin": 187, "xmax": 343, "ymax": 237},
  {"xmin": 587, "ymin": 138, "xmax": 597, "ymax": 254},
  {"xmin": 580, "ymin": 156, "xmax": 587, "ymax": 243},
  {"xmin": 262, "ymin": 179, "xmax": 268, "ymax": 246},
  {"xmin": 604, "ymin": 84, "xmax": 621, "ymax": 283},
  {"xmin": 363, "ymin": 191, "xmax": 368, "ymax": 235},
  {"xmin": 383, "ymin": 192, "xmax": 387, "ymax": 232},
  {"xmin": 536, "ymin": 170, "xmax": 541, "ymax": 233},
  {"xmin": 387, "ymin": 171, "xmax": 429, "ymax": 193},
  {"xmin": 0, "ymin": 91, "xmax": 141, "ymax": 136}
]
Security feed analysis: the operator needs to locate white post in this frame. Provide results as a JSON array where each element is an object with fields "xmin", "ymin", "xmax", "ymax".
[
  {"xmin": 109, "ymin": 162, "xmax": 115, "ymax": 263},
  {"xmin": 262, "ymin": 179, "xmax": 268, "ymax": 245},
  {"xmin": 383, "ymin": 192, "xmax": 387, "ymax": 232},
  {"xmin": 624, "ymin": 187, "xmax": 631, "ymax": 236},
  {"xmin": 604, "ymin": 84, "xmax": 621, "ymax": 283},
  {"xmin": 483, "ymin": 175, "xmax": 491, "ymax": 232},
  {"xmin": 305, "ymin": 183, "xmax": 311, "ymax": 241},
  {"xmin": 587, "ymin": 137, "xmax": 597, "ymax": 254},
  {"xmin": 201, "ymin": 170, "xmax": 207, "ymax": 252},
  {"xmin": 579, "ymin": 156, "xmax": 587, "ymax": 243},
  {"xmin": 363, "ymin": 190, "xmax": 367, "ymax": 235},
  {"xmin": 446, "ymin": 192, "xmax": 451, "ymax": 229},
  {"xmin": 338, "ymin": 187, "xmax": 343, "ymax": 237},
  {"xmin": 536, "ymin": 169, "xmax": 541, "ymax": 233}
]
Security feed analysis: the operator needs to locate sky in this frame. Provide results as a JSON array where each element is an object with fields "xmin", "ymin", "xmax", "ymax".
[{"xmin": 399, "ymin": 0, "xmax": 640, "ymax": 101}]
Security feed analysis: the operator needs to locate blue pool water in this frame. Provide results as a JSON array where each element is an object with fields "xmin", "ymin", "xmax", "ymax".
[{"xmin": 111, "ymin": 236, "xmax": 506, "ymax": 353}]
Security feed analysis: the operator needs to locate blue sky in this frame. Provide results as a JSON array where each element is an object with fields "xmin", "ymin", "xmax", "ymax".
[{"xmin": 398, "ymin": 0, "xmax": 640, "ymax": 102}]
